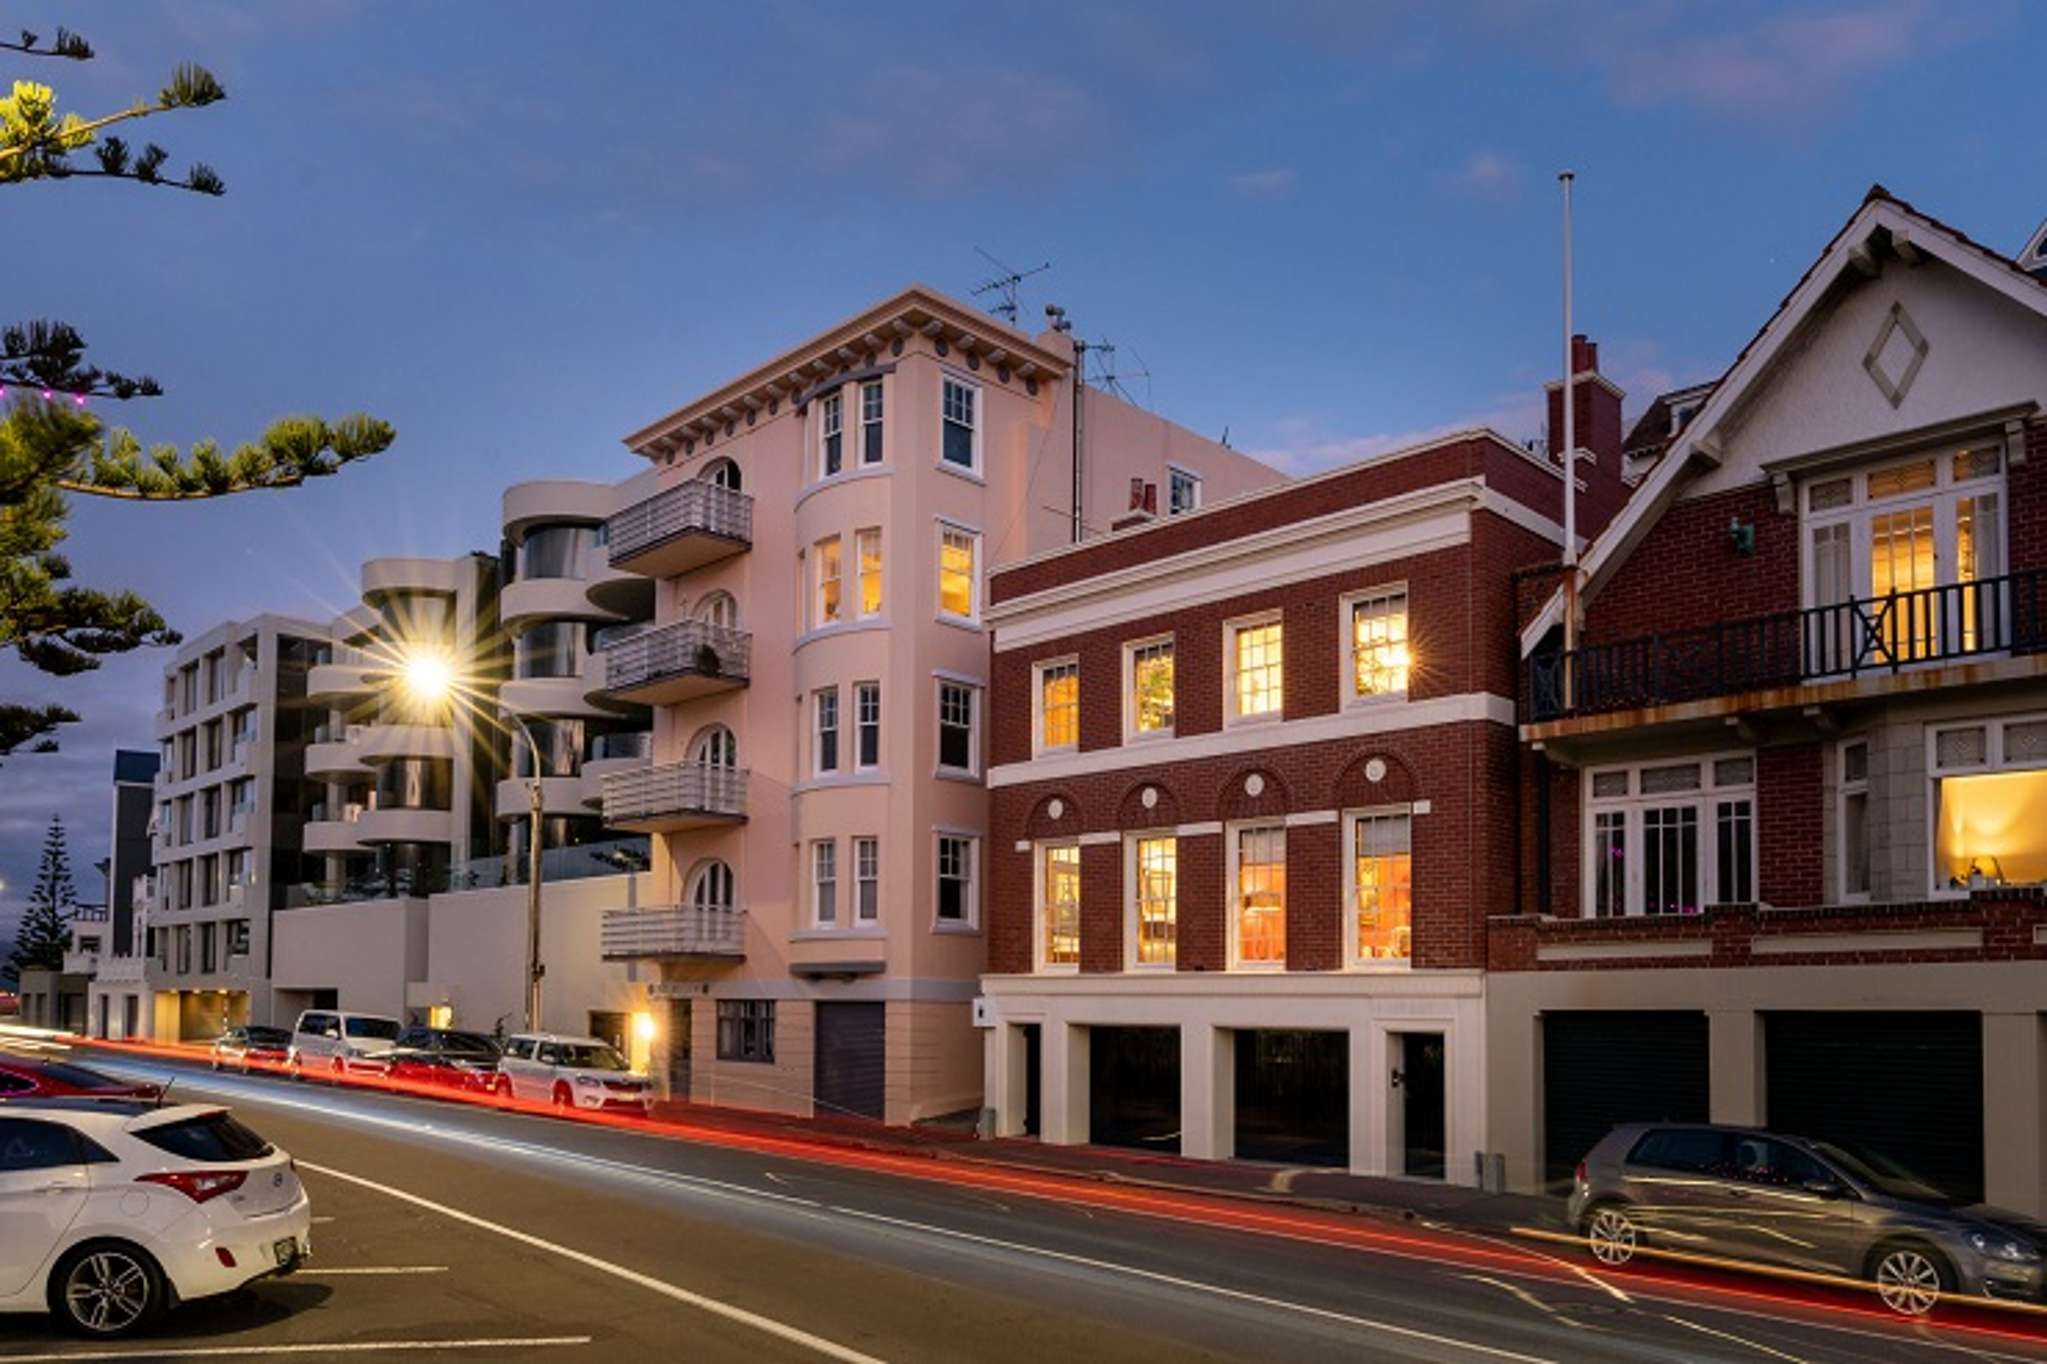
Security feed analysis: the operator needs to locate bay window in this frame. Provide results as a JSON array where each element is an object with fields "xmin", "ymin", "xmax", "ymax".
[
  {"xmin": 1582, "ymin": 754, "xmax": 1756, "ymax": 916},
  {"xmin": 861, "ymin": 380, "xmax": 884, "ymax": 464},
  {"xmin": 813, "ymin": 688, "xmax": 839, "ymax": 775},
  {"xmin": 820, "ymin": 390, "xmax": 843, "ymax": 478},
  {"xmin": 813, "ymin": 840, "xmax": 837, "ymax": 926},
  {"xmin": 856, "ymin": 527, "xmax": 883, "ymax": 616},
  {"xmin": 813, "ymin": 535, "xmax": 842, "ymax": 626},
  {"xmin": 854, "ymin": 681, "xmax": 881, "ymax": 770},
  {"xmin": 855, "ymin": 837, "xmax": 879, "ymax": 922}
]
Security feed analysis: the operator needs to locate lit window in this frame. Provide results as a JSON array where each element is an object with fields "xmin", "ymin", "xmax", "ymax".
[
  {"xmin": 1127, "ymin": 638, "xmax": 1174, "ymax": 737},
  {"xmin": 1233, "ymin": 825, "xmax": 1286, "ymax": 967},
  {"xmin": 856, "ymin": 527, "xmax": 883, "ymax": 616},
  {"xmin": 1931, "ymin": 716, "xmax": 2047, "ymax": 893},
  {"xmin": 938, "ymin": 524, "xmax": 977, "ymax": 618},
  {"xmin": 1230, "ymin": 618, "xmax": 1283, "ymax": 721},
  {"xmin": 861, "ymin": 380, "xmax": 884, "ymax": 465},
  {"xmin": 1168, "ymin": 466, "xmax": 1201, "ymax": 515},
  {"xmin": 1347, "ymin": 589, "xmax": 1409, "ymax": 698},
  {"xmin": 855, "ymin": 681, "xmax": 881, "ymax": 770},
  {"xmin": 1583, "ymin": 755, "xmax": 1754, "ymax": 916},
  {"xmin": 814, "ymin": 688, "xmax": 839, "ymax": 775},
  {"xmin": 814, "ymin": 535, "xmax": 842, "ymax": 626},
  {"xmin": 1350, "ymin": 811, "xmax": 1411, "ymax": 963},
  {"xmin": 813, "ymin": 840, "xmax": 837, "ymax": 926},
  {"xmin": 1036, "ymin": 659, "xmax": 1078, "ymax": 753},
  {"xmin": 855, "ymin": 837, "xmax": 879, "ymax": 922},
  {"xmin": 941, "ymin": 377, "xmax": 978, "ymax": 470},
  {"xmin": 820, "ymin": 390, "xmax": 843, "ymax": 478},
  {"xmin": 938, "ymin": 681, "xmax": 976, "ymax": 774},
  {"xmin": 937, "ymin": 834, "xmax": 976, "ymax": 924},
  {"xmin": 1131, "ymin": 836, "xmax": 1176, "ymax": 967},
  {"xmin": 1040, "ymin": 843, "xmax": 1080, "ymax": 968}
]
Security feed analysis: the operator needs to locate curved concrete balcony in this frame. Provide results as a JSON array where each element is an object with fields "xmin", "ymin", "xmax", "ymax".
[
  {"xmin": 501, "ymin": 576, "xmax": 621, "ymax": 632},
  {"xmin": 353, "ymin": 806, "xmax": 453, "ymax": 845},
  {"xmin": 355, "ymin": 723, "xmax": 456, "ymax": 764},
  {"xmin": 308, "ymin": 656, "xmax": 379, "ymax": 706},
  {"xmin": 361, "ymin": 555, "xmax": 460, "ymax": 606},
  {"xmin": 607, "ymin": 481, "xmax": 752, "ymax": 580},
  {"xmin": 585, "ymin": 560, "xmax": 655, "ymax": 620},
  {"xmin": 493, "ymin": 775, "xmax": 591, "ymax": 822},
  {"xmin": 600, "ymin": 906, "xmax": 746, "ymax": 961},
  {"xmin": 303, "ymin": 806, "xmax": 369, "ymax": 853},
  {"xmin": 600, "ymin": 759, "xmax": 746, "ymax": 833},
  {"xmin": 500, "ymin": 674, "xmax": 609, "ymax": 721},
  {"xmin": 502, "ymin": 479, "xmax": 613, "ymax": 544},
  {"xmin": 600, "ymin": 620, "xmax": 750, "ymax": 706},
  {"xmin": 331, "ymin": 605, "xmax": 381, "ymax": 645}
]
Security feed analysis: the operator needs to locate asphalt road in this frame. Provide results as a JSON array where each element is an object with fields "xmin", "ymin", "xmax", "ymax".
[{"xmin": 6, "ymin": 1048, "xmax": 2047, "ymax": 1363}]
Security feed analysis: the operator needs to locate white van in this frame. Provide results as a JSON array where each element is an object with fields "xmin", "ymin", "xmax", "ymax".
[
  {"xmin": 496, "ymin": 1032, "xmax": 653, "ymax": 1113},
  {"xmin": 288, "ymin": 1009, "xmax": 404, "ymax": 1080}
]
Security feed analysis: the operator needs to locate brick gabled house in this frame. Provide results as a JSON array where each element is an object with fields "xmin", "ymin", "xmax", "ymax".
[
  {"xmin": 1499, "ymin": 188, "xmax": 2047, "ymax": 1215},
  {"xmin": 977, "ymin": 396, "xmax": 1634, "ymax": 1179}
]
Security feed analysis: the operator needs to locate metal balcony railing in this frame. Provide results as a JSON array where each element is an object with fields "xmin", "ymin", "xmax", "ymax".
[
  {"xmin": 602, "ymin": 619, "xmax": 751, "ymax": 694},
  {"xmin": 601, "ymin": 760, "xmax": 747, "ymax": 825},
  {"xmin": 1530, "ymin": 569, "xmax": 2047, "ymax": 721},
  {"xmin": 600, "ymin": 905, "xmax": 746, "ymax": 960},
  {"xmin": 607, "ymin": 481, "xmax": 753, "ymax": 567}
]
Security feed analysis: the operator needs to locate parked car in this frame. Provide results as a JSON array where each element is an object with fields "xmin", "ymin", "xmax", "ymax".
[
  {"xmin": 1570, "ymin": 1122, "xmax": 2047, "ymax": 1316},
  {"xmin": 495, "ymin": 1032, "xmax": 653, "ymax": 1113},
  {"xmin": 0, "ymin": 1056, "xmax": 161, "ymax": 1102},
  {"xmin": 0, "ymin": 1098, "xmax": 310, "ymax": 1337},
  {"xmin": 209, "ymin": 1026, "xmax": 294, "ymax": 1075},
  {"xmin": 285, "ymin": 1010, "xmax": 403, "ymax": 1081},
  {"xmin": 371, "ymin": 1027, "xmax": 501, "ymax": 1094}
]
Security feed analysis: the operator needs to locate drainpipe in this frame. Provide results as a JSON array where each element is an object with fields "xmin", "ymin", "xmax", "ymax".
[{"xmin": 1070, "ymin": 338, "xmax": 1087, "ymax": 543}]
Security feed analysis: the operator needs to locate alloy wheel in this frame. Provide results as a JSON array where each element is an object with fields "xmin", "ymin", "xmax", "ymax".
[
  {"xmin": 63, "ymin": 1250, "xmax": 152, "ymax": 1335},
  {"xmin": 1586, "ymin": 1206, "xmax": 1638, "ymax": 1266},
  {"xmin": 1875, "ymin": 1247, "xmax": 1942, "ymax": 1316}
]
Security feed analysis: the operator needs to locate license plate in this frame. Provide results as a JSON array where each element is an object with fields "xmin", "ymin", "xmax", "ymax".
[{"xmin": 273, "ymin": 1237, "xmax": 297, "ymax": 1266}]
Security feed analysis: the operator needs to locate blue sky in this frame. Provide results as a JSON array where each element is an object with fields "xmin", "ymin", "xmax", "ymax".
[{"xmin": 2, "ymin": 0, "xmax": 2039, "ymax": 937}]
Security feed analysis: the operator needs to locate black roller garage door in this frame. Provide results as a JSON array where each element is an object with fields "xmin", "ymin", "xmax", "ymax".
[
  {"xmin": 1544, "ymin": 1011, "xmax": 1709, "ymax": 1188},
  {"xmin": 1236, "ymin": 1030, "xmax": 1348, "ymax": 1167},
  {"xmin": 1089, "ymin": 1026, "xmax": 1180, "ymax": 1153},
  {"xmin": 815, "ymin": 1002, "xmax": 885, "ymax": 1122},
  {"xmin": 1765, "ymin": 1011, "xmax": 1982, "ymax": 1204}
]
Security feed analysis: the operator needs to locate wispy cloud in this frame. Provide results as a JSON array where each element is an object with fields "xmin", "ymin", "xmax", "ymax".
[
  {"xmin": 815, "ymin": 64, "xmax": 1094, "ymax": 195},
  {"xmin": 1438, "ymin": 150, "xmax": 1517, "ymax": 199},
  {"xmin": 1229, "ymin": 168, "xmax": 1298, "ymax": 199},
  {"xmin": 1247, "ymin": 390, "xmax": 1546, "ymax": 477}
]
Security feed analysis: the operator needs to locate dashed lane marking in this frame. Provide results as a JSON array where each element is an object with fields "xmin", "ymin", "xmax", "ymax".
[{"xmin": 298, "ymin": 1265, "xmax": 449, "ymax": 1276}]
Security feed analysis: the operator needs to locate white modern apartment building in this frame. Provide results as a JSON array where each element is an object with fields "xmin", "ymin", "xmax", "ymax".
[{"xmin": 595, "ymin": 284, "xmax": 1280, "ymax": 1123}]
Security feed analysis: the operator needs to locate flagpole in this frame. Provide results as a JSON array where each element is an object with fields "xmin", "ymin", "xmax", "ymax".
[{"xmin": 1559, "ymin": 169, "xmax": 1578, "ymax": 709}]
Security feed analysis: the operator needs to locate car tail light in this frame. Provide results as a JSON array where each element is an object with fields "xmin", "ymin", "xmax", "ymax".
[
  {"xmin": 215, "ymin": 1247, "xmax": 237, "ymax": 1268},
  {"xmin": 139, "ymin": 1170, "xmax": 247, "ymax": 1203},
  {"xmin": 1574, "ymin": 1161, "xmax": 1587, "ymax": 1186}
]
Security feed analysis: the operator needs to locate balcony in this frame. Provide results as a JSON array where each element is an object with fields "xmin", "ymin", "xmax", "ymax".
[
  {"xmin": 600, "ymin": 759, "xmax": 746, "ymax": 832},
  {"xmin": 600, "ymin": 905, "xmax": 746, "ymax": 961},
  {"xmin": 601, "ymin": 620, "xmax": 750, "ymax": 705},
  {"xmin": 606, "ymin": 481, "xmax": 752, "ymax": 580},
  {"xmin": 305, "ymin": 724, "xmax": 370, "ymax": 778},
  {"xmin": 304, "ymin": 802, "xmax": 368, "ymax": 853},
  {"xmin": 1529, "ymin": 569, "xmax": 2047, "ymax": 724}
]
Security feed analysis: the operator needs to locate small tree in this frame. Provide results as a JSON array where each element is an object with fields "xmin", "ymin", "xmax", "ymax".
[{"xmin": 6, "ymin": 814, "xmax": 76, "ymax": 979}]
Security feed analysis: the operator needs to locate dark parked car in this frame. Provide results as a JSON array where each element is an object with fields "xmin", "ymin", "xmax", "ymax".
[
  {"xmin": 1570, "ymin": 1122, "xmax": 2047, "ymax": 1315},
  {"xmin": 210, "ymin": 1025, "xmax": 294, "ymax": 1074},
  {"xmin": 0, "ymin": 1054, "xmax": 162, "ymax": 1101},
  {"xmin": 370, "ymin": 1027, "xmax": 502, "ymax": 1094}
]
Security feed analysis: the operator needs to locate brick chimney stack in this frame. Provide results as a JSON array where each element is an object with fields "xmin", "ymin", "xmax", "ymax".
[{"xmin": 1544, "ymin": 333, "xmax": 1632, "ymax": 538}]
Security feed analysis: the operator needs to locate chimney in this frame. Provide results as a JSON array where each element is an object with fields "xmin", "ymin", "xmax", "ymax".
[{"xmin": 1544, "ymin": 333, "xmax": 1631, "ymax": 537}]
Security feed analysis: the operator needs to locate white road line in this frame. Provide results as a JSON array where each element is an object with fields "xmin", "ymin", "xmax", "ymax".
[
  {"xmin": 826, "ymin": 1203, "xmax": 1559, "ymax": 1364},
  {"xmin": 0, "ymin": 1337, "xmax": 592, "ymax": 1362},
  {"xmin": 298, "ymin": 1265, "xmax": 449, "ymax": 1276},
  {"xmin": 299, "ymin": 1160, "xmax": 884, "ymax": 1364},
  {"xmin": 1661, "ymin": 1313, "xmax": 1815, "ymax": 1363}
]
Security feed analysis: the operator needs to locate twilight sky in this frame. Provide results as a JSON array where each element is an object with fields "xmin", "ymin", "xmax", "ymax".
[{"xmin": 2, "ymin": 0, "xmax": 2040, "ymax": 939}]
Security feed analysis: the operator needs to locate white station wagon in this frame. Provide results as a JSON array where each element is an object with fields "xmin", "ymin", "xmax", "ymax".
[{"xmin": 495, "ymin": 1032, "xmax": 654, "ymax": 1113}]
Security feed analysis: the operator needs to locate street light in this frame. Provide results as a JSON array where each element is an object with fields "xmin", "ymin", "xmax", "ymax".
[{"xmin": 401, "ymin": 648, "xmax": 546, "ymax": 1033}]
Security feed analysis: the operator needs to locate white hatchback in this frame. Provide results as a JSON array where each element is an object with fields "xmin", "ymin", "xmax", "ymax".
[
  {"xmin": 496, "ymin": 1033, "xmax": 654, "ymax": 1113},
  {"xmin": 0, "ymin": 1099, "xmax": 312, "ymax": 1338}
]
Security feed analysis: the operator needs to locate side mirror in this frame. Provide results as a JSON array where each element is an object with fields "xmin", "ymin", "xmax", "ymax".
[{"xmin": 1803, "ymin": 1179, "xmax": 1847, "ymax": 1200}]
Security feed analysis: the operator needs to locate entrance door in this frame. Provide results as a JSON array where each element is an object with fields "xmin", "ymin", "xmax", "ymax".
[
  {"xmin": 666, "ymin": 999, "xmax": 692, "ymax": 1101},
  {"xmin": 1022, "ymin": 1024, "xmax": 1042, "ymax": 1138},
  {"xmin": 815, "ymin": 1002, "xmax": 886, "ymax": 1122},
  {"xmin": 1398, "ymin": 1032, "xmax": 1446, "ymax": 1179}
]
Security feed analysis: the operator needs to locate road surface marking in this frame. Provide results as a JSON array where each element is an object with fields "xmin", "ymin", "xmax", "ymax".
[
  {"xmin": 826, "ymin": 1203, "xmax": 1559, "ymax": 1364},
  {"xmin": 1458, "ymin": 1274, "xmax": 1591, "ymax": 1329},
  {"xmin": 0, "ymin": 1338, "xmax": 592, "ymax": 1362},
  {"xmin": 1661, "ymin": 1313, "xmax": 1815, "ymax": 1363},
  {"xmin": 299, "ymin": 1160, "xmax": 884, "ymax": 1364},
  {"xmin": 299, "ymin": 1264, "xmax": 449, "ymax": 1275},
  {"xmin": 1266, "ymin": 1166, "xmax": 1308, "ymax": 1194},
  {"xmin": 1430, "ymin": 1221, "xmax": 1630, "ymax": 1303}
]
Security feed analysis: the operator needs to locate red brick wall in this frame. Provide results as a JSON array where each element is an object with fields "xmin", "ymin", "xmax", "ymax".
[
  {"xmin": 1584, "ymin": 479, "xmax": 1798, "ymax": 643},
  {"xmin": 2013, "ymin": 418, "xmax": 2047, "ymax": 575},
  {"xmin": 1758, "ymin": 743, "xmax": 1823, "ymax": 907}
]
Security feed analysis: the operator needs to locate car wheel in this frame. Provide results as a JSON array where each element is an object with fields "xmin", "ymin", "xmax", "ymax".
[
  {"xmin": 209, "ymin": 1054, "xmax": 221, "ymax": 1072},
  {"xmin": 1869, "ymin": 1241, "xmax": 1952, "ymax": 1317},
  {"xmin": 552, "ymin": 1081, "xmax": 573, "ymax": 1113},
  {"xmin": 1584, "ymin": 1202, "xmax": 1640, "ymax": 1267},
  {"xmin": 330, "ymin": 1057, "xmax": 346, "ymax": 1085},
  {"xmin": 494, "ymin": 1074, "xmax": 512, "ymax": 1106},
  {"xmin": 50, "ymin": 1241, "xmax": 167, "ymax": 1339}
]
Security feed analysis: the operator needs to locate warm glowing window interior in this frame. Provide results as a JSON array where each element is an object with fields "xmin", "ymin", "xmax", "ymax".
[
  {"xmin": 1353, "ymin": 813, "xmax": 1412, "ymax": 961},
  {"xmin": 1235, "ymin": 825, "xmax": 1286, "ymax": 965},
  {"xmin": 1039, "ymin": 662, "xmax": 1078, "ymax": 750},
  {"xmin": 1936, "ymin": 769, "xmax": 2047, "ymax": 889},
  {"xmin": 1134, "ymin": 836, "xmax": 1176, "ymax": 966},
  {"xmin": 1042, "ymin": 843, "xmax": 1080, "ymax": 966},
  {"xmin": 1130, "ymin": 640, "xmax": 1174, "ymax": 734},
  {"xmin": 1233, "ymin": 621, "xmax": 1283, "ymax": 718},
  {"xmin": 857, "ymin": 528, "xmax": 882, "ymax": 616},
  {"xmin": 939, "ymin": 528, "xmax": 975, "ymax": 617},
  {"xmin": 1351, "ymin": 591, "xmax": 1410, "ymax": 697},
  {"xmin": 815, "ymin": 535, "xmax": 842, "ymax": 625}
]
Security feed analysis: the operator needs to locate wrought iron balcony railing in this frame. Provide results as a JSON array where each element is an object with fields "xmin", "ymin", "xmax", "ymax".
[
  {"xmin": 1530, "ymin": 568, "xmax": 2047, "ymax": 722},
  {"xmin": 607, "ymin": 481, "xmax": 752, "ymax": 570}
]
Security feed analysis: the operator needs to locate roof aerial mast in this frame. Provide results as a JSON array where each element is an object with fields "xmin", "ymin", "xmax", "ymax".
[{"xmin": 971, "ymin": 247, "xmax": 1051, "ymax": 325}]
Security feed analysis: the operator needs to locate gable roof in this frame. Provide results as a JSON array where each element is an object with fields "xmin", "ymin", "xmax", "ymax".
[{"xmin": 1521, "ymin": 185, "xmax": 2047, "ymax": 656}]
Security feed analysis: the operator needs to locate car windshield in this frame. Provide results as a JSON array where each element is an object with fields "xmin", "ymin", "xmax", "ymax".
[
  {"xmin": 1808, "ymin": 1139, "xmax": 1956, "ymax": 1205},
  {"xmin": 133, "ymin": 1113, "xmax": 274, "ymax": 1162},
  {"xmin": 558, "ymin": 1044, "xmax": 629, "ymax": 1071},
  {"xmin": 245, "ymin": 1027, "xmax": 292, "ymax": 1045},
  {"xmin": 31, "ymin": 1061, "xmax": 128, "ymax": 1091},
  {"xmin": 441, "ymin": 1032, "xmax": 499, "ymax": 1054},
  {"xmin": 345, "ymin": 1017, "xmax": 403, "ymax": 1040}
]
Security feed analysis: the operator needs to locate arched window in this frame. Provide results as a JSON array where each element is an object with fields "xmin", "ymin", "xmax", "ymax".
[
  {"xmin": 688, "ymin": 860, "xmax": 735, "ymax": 913},
  {"xmin": 689, "ymin": 724, "xmax": 737, "ymax": 770},
  {"xmin": 701, "ymin": 458, "xmax": 741, "ymax": 493},
  {"xmin": 696, "ymin": 591, "xmax": 738, "ymax": 629}
]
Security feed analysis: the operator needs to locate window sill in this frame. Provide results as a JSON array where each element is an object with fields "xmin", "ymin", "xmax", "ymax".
[
  {"xmin": 1035, "ymin": 963, "xmax": 1080, "ymax": 975},
  {"xmin": 789, "ymin": 927, "xmax": 888, "ymax": 943},
  {"xmin": 793, "ymin": 772, "xmax": 891, "ymax": 795},
  {"xmin": 1124, "ymin": 728, "xmax": 1175, "ymax": 744},
  {"xmin": 1344, "ymin": 692, "xmax": 1409, "ymax": 711},
  {"xmin": 932, "ymin": 920, "xmax": 981, "ymax": 936},
  {"xmin": 934, "ymin": 767, "xmax": 981, "ymax": 785},
  {"xmin": 1224, "ymin": 711, "xmax": 1285, "ymax": 730},
  {"xmin": 934, "ymin": 613, "xmax": 984, "ymax": 633},
  {"xmin": 935, "ymin": 460, "xmax": 986, "ymax": 486}
]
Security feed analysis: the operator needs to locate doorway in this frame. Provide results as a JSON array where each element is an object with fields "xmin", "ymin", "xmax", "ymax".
[
  {"xmin": 666, "ymin": 999, "xmax": 692, "ymax": 1101},
  {"xmin": 1021, "ymin": 1024, "xmax": 1042, "ymax": 1138},
  {"xmin": 1397, "ymin": 1032, "xmax": 1446, "ymax": 1179}
]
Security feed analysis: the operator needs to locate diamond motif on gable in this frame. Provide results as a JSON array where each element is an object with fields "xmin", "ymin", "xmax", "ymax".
[{"xmin": 1862, "ymin": 301, "xmax": 1928, "ymax": 409}]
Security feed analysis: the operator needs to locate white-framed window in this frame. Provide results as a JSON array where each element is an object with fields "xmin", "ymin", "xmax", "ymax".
[
  {"xmin": 1345, "ymin": 807, "xmax": 1412, "ymax": 966},
  {"xmin": 1123, "ymin": 636, "xmax": 1174, "ymax": 740},
  {"xmin": 813, "ymin": 534, "xmax": 842, "ymax": 626},
  {"xmin": 1342, "ymin": 586, "xmax": 1410, "ymax": 701},
  {"xmin": 1226, "ymin": 613, "xmax": 1283, "ymax": 724},
  {"xmin": 1125, "ymin": 834, "xmax": 1176, "ymax": 968},
  {"xmin": 1801, "ymin": 443, "xmax": 2006, "ymax": 667},
  {"xmin": 856, "ymin": 527, "xmax": 883, "ymax": 617},
  {"xmin": 1839, "ymin": 738, "xmax": 1870, "ymax": 901},
  {"xmin": 938, "ymin": 522, "xmax": 978, "ymax": 620},
  {"xmin": 854, "ymin": 681, "xmax": 881, "ymax": 770},
  {"xmin": 812, "ymin": 839, "xmax": 838, "ymax": 926},
  {"xmin": 855, "ymin": 837, "xmax": 879, "ymax": 923},
  {"xmin": 1036, "ymin": 841, "xmax": 1081, "ymax": 971},
  {"xmin": 689, "ymin": 859, "xmax": 736, "ymax": 914},
  {"xmin": 820, "ymin": 389, "xmax": 844, "ymax": 478},
  {"xmin": 703, "ymin": 456, "xmax": 742, "ymax": 492},
  {"xmin": 860, "ymin": 379, "xmax": 884, "ymax": 465},
  {"xmin": 1228, "ymin": 822, "xmax": 1286, "ymax": 968},
  {"xmin": 697, "ymin": 590, "xmax": 738, "ymax": 628},
  {"xmin": 1581, "ymin": 753, "xmax": 1757, "ymax": 917},
  {"xmin": 813, "ymin": 687, "xmax": 839, "ymax": 775},
  {"xmin": 1167, "ymin": 465, "xmax": 1201, "ymax": 515},
  {"xmin": 689, "ymin": 723, "xmax": 738, "ymax": 770},
  {"xmin": 937, "ymin": 679, "xmax": 977, "ymax": 775},
  {"xmin": 941, "ymin": 374, "xmax": 979, "ymax": 472},
  {"xmin": 936, "ymin": 832, "xmax": 978, "ymax": 927},
  {"xmin": 1928, "ymin": 713, "xmax": 2047, "ymax": 895},
  {"xmin": 1033, "ymin": 657, "xmax": 1079, "ymax": 755}
]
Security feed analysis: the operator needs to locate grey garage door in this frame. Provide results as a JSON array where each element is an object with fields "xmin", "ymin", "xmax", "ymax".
[
  {"xmin": 1765, "ymin": 1011, "xmax": 1983, "ymax": 1204},
  {"xmin": 815, "ymin": 1002, "xmax": 886, "ymax": 1122},
  {"xmin": 1543, "ymin": 1011, "xmax": 1709, "ymax": 1188}
]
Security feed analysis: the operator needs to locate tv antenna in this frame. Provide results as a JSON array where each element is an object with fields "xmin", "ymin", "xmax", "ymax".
[
  {"xmin": 971, "ymin": 248, "xmax": 1050, "ymax": 325},
  {"xmin": 1088, "ymin": 337, "xmax": 1153, "ymax": 408}
]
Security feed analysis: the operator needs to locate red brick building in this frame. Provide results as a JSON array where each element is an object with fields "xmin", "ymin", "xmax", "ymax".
[
  {"xmin": 977, "ymin": 388, "xmax": 1633, "ymax": 1176},
  {"xmin": 1498, "ymin": 188, "xmax": 2047, "ymax": 1215}
]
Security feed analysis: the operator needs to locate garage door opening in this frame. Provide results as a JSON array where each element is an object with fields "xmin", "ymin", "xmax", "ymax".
[
  {"xmin": 815, "ymin": 1002, "xmax": 886, "ymax": 1122},
  {"xmin": 1089, "ymin": 1025, "xmax": 1180, "ymax": 1153},
  {"xmin": 1543, "ymin": 1011, "xmax": 1709, "ymax": 1190},
  {"xmin": 1235, "ymin": 1030, "xmax": 1347, "ymax": 1167}
]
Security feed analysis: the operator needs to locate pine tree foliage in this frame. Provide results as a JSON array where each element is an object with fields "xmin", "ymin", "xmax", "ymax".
[
  {"xmin": 6, "ymin": 814, "xmax": 77, "ymax": 978},
  {"xmin": 1, "ymin": 53, "xmax": 225, "ymax": 194}
]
